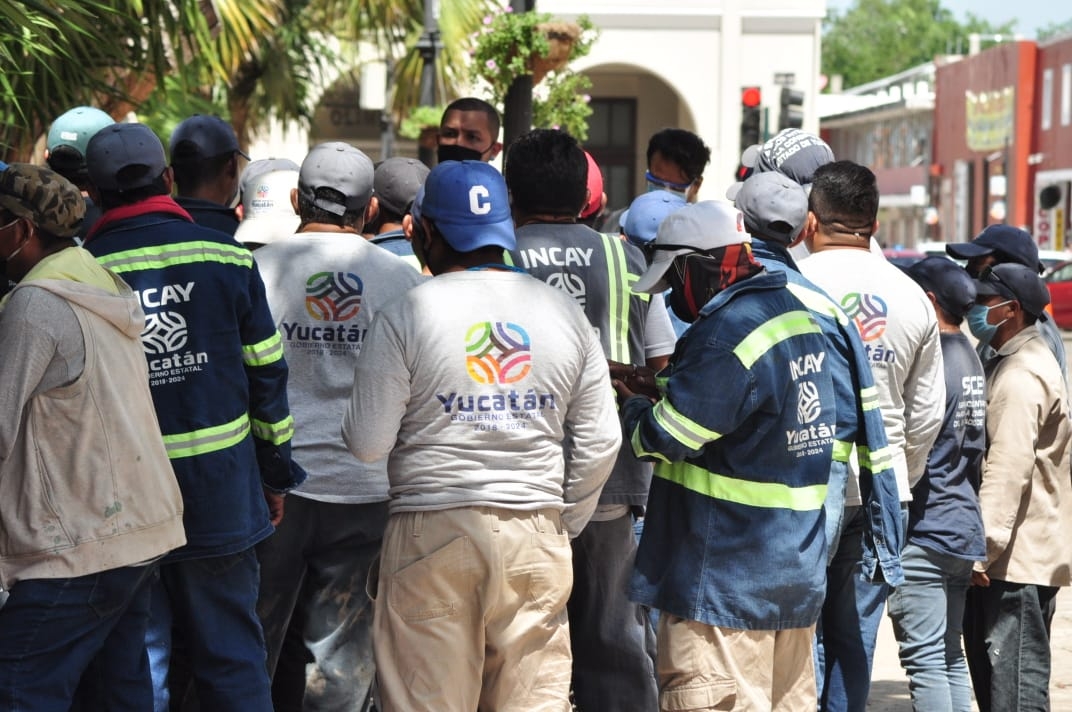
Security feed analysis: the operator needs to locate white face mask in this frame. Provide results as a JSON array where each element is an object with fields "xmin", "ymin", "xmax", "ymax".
[{"xmin": 788, "ymin": 240, "xmax": 810, "ymax": 264}]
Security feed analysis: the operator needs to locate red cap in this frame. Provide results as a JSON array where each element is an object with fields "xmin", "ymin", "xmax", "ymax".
[{"xmin": 581, "ymin": 151, "xmax": 604, "ymax": 219}]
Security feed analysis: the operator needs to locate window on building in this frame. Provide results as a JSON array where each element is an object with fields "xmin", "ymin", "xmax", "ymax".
[
  {"xmin": 1062, "ymin": 65, "xmax": 1072, "ymax": 127},
  {"xmin": 586, "ymin": 99, "xmax": 637, "ymax": 212},
  {"xmin": 1043, "ymin": 68, "xmax": 1054, "ymax": 131}
]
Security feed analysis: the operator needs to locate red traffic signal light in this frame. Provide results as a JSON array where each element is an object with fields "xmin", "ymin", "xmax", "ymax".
[{"xmin": 742, "ymin": 86, "xmax": 762, "ymax": 108}]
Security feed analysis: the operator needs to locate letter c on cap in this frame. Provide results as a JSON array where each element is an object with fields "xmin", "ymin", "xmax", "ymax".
[{"xmin": 469, "ymin": 185, "xmax": 491, "ymax": 215}]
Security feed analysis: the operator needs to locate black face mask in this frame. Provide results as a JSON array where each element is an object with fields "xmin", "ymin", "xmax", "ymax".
[
  {"xmin": 665, "ymin": 246, "xmax": 764, "ymax": 322},
  {"xmin": 437, "ymin": 144, "xmax": 486, "ymax": 164}
]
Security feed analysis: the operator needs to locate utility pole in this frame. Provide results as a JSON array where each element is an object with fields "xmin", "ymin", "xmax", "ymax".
[
  {"xmin": 415, "ymin": 0, "xmax": 440, "ymax": 166},
  {"xmin": 502, "ymin": 0, "xmax": 536, "ymax": 155}
]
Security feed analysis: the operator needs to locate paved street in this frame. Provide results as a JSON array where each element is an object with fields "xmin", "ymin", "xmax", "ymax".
[{"xmin": 866, "ymin": 330, "xmax": 1072, "ymax": 710}]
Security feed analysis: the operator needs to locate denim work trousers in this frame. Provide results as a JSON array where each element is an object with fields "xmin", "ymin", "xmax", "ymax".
[
  {"xmin": 256, "ymin": 496, "xmax": 387, "ymax": 711},
  {"xmin": 146, "ymin": 547, "xmax": 272, "ymax": 712},
  {"xmin": 963, "ymin": 579, "xmax": 1058, "ymax": 712},
  {"xmin": 886, "ymin": 543, "xmax": 974, "ymax": 712},
  {"xmin": 0, "ymin": 564, "xmax": 158, "ymax": 712},
  {"xmin": 817, "ymin": 505, "xmax": 892, "ymax": 712},
  {"xmin": 372, "ymin": 507, "xmax": 573, "ymax": 712},
  {"xmin": 568, "ymin": 512, "xmax": 658, "ymax": 712},
  {"xmin": 656, "ymin": 613, "xmax": 816, "ymax": 711}
]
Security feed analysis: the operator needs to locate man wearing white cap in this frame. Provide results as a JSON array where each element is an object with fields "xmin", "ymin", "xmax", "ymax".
[
  {"xmin": 618, "ymin": 200, "xmax": 837, "ymax": 710},
  {"xmin": 253, "ymin": 142, "xmax": 425, "ymax": 710}
]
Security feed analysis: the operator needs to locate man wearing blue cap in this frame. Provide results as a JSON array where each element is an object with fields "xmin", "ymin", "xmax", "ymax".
[
  {"xmin": 947, "ymin": 224, "xmax": 1068, "ymax": 382},
  {"xmin": 890, "ymin": 257, "xmax": 986, "ymax": 711},
  {"xmin": 170, "ymin": 114, "xmax": 249, "ymax": 236},
  {"xmin": 83, "ymin": 122, "xmax": 302, "ymax": 712},
  {"xmin": 962, "ymin": 263, "xmax": 1072, "ymax": 712},
  {"xmin": 342, "ymin": 160, "xmax": 620, "ymax": 711}
]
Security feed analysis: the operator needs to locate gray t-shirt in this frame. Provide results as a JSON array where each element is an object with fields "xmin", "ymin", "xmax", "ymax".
[{"xmin": 255, "ymin": 232, "xmax": 426, "ymax": 503}]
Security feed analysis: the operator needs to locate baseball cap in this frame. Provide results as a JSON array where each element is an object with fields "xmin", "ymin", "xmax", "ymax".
[
  {"xmin": 581, "ymin": 151, "xmax": 604, "ymax": 219},
  {"xmin": 0, "ymin": 163, "xmax": 86, "ymax": 237},
  {"xmin": 975, "ymin": 262, "xmax": 1050, "ymax": 318},
  {"xmin": 86, "ymin": 123, "xmax": 169, "ymax": 193},
  {"xmin": 633, "ymin": 200, "xmax": 750, "ymax": 293},
  {"xmin": 622, "ymin": 191, "xmax": 687, "ymax": 246},
  {"xmin": 241, "ymin": 158, "xmax": 300, "ymax": 194},
  {"xmin": 419, "ymin": 160, "xmax": 515, "ymax": 253},
  {"xmin": 170, "ymin": 115, "xmax": 249, "ymax": 163},
  {"xmin": 726, "ymin": 129, "xmax": 834, "ymax": 200},
  {"xmin": 46, "ymin": 106, "xmax": 115, "ymax": 165},
  {"xmin": 946, "ymin": 225, "xmax": 1044, "ymax": 274},
  {"xmin": 734, "ymin": 171, "xmax": 808, "ymax": 244},
  {"xmin": 234, "ymin": 169, "xmax": 300, "ymax": 247},
  {"xmin": 905, "ymin": 256, "xmax": 976, "ymax": 319},
  {"xmin": 374, "ymin": 157, "xmax": 430, "ymax": 217},
  {"xmin": 298, "ymin": 142, "xmax": 375, "ymax": 217}
]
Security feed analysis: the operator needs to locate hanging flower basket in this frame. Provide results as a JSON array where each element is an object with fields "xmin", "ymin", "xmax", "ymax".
[{"xmin": 528, "ymin": 22, "xmax": 582, "ymax": 84}]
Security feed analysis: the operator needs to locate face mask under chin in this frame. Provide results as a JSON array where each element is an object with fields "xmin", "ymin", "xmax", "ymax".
[{"xmin": 437, "ymin": 144, "xmax": 486, "ymax": 164}]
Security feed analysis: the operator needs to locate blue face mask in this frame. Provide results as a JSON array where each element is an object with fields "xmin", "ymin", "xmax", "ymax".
[{"xmin": 967, "ymin": 301, "xmax": 1011, "ymax": 346}]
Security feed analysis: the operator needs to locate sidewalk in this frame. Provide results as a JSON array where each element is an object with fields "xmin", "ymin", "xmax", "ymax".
[{"xmin": 867, "ymin": 587, "xmax": 1072, "ymax": 710}]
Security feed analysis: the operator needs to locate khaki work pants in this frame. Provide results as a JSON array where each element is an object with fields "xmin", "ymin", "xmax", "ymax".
[
  {"xmin": 371, "ymin": 506, "xmax": 573, "ymax": 712},
  {"xmin": 656, "ymin": 613, "xmax": 817, "ymax": 711}
]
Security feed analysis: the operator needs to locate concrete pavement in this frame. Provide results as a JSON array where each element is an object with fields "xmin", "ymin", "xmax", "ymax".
[{"xmin": 867, "ymin": 588, "xmax": 1072, "ymax": 710}]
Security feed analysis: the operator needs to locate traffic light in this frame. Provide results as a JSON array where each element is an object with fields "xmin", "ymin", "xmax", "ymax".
[
  {"xmin": 740, "ymin": 86, "xmax": 762, "ymax": 152},
  {"xmin": 779, "ymin": 87, "xmax": 805, "ymax": 130}
]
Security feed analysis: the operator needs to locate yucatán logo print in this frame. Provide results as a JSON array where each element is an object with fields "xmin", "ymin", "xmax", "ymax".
[
  {"xmin": 840, "ymin": 292, "xmax": 887, "ymax": 341},
  {"xmin": 465, "ymin": 321, "xmax": 532, "ymax": 384},
  {"xmin": 305, "ymin": 272, "xmax": 363, "ymax": 321}
]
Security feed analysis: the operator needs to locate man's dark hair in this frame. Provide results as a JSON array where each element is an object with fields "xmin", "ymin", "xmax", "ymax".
[
  {"xmin": 297, "ymin": 187, "xmax": 364, "ymax": 229},
  {"xmin": 171, "ymin": 152, "xmax": 235, "ymax": 194},
  {"xmin": 441, "ymin": 97, "xmax": 501, "ymax": 139},
  {"xmin": 365, "ymin": 203, "xmax": 406, "ymax": 234},
  {"xmin": 45, "ymin": 146, "xmax": 91, "ymax": 189},
  {"xmin": 504, "ymin": 129, "xmax": 587, "ymax": 217},
  {"xmin": 645, "ymin": 128, "xmax": 711, "ymax": 183},
  {"xmin": 96, "ymin": 173, "xmax": 171, "ymax": 211},
  {"xmin": 808, "ymin": 160, "xmax": 879, "ymax": 233}
]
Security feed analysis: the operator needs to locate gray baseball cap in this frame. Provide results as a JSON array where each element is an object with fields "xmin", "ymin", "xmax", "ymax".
[
  {"xmin": 374, "ymin": 157, "xmax": 430, "ymax": 216},
  {"xmin": 734, "ymin": 171, "xmax": 808, "ymax": 244},
  {"xmin": 297, "ymin": 142, "xmax": 375, "ymax": 217}
]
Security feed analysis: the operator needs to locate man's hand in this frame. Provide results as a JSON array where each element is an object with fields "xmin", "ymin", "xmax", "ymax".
[
  {"xmin": 263, "ymin": 488, "xmax": 285, "ymax": 527},
  {"xmin": 608, "ymin": 360, "xmax": 659, "ymax": 401},
  {"xmin": 971, "ymin": 570, "xmax": 990, "ymax": 587}
]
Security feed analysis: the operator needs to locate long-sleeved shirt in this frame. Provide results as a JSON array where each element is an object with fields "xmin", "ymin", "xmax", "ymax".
[
  {"xmin": 799, "ymin": 248, "xmax": 945, "ymax": 502},
  {"xmin": 979, "ymin": 325, "xmax": 1072, "ymax": 585},
  {"xmin": 343, "ymin": 269, "xmax": 621, "ymax": 537}
]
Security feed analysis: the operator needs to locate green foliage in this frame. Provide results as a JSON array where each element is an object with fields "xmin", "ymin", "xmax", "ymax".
[
  {"xmin": 822, "ymin": 0, "xmax": 1016, "ymax": 89},
  {"xmin": 1038, "ymin": 19, "xmax": 1072, "ymax": 41},
  {"xmin": 470, "ymin": 10, "xmax": 598, "ymax": 140},
  {"xmin": 399, "ymin": 105, "xmax": 447, "ymax": 139}
]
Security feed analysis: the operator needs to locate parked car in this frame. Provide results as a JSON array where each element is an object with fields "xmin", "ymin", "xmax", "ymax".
[{"xmin": 1044, "ymin": 260, "xmax": 1072, "ymax": 329}]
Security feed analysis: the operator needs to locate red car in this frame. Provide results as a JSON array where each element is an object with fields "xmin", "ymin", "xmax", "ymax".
[{"xmin": 1044, "ymin": 260, "xmax": 1072, "ymax": 329}]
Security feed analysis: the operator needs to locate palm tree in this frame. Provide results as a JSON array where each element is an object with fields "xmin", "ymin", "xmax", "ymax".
[{"xmin": 0, "ymin": 0, "xmax": 491, "ymax": 161}]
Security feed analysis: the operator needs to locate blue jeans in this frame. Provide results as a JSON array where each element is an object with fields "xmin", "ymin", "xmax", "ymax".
[
  {"xmin": 886, "ymin": 543, "xmax": 974, "ymax": 712},
  {"xmin": 0, "ymin": 564, "xmax": 158, "ymax": 711},
  {"xmin": 817, "ymin": 505, "xmax": 892, "ymax": 712},
  {"xmin": 569, "ymin": 512, "xmax": 658, "ymax": 711},
  {"xmin": 146, "ymin": 548, "xmax": 272, "ymax": 712},
  {"xmin": 963, "ymin": 579, "xmax": 1058, "ymax": 712},
  {"xmin": 256, "ymin": 496, "xmax": 387, "ymax": 711}
]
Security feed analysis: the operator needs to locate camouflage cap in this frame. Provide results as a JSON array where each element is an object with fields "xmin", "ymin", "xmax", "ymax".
[{"xmin": 0, "ymin": 163, "xmax": 86, "ymax": 237}]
